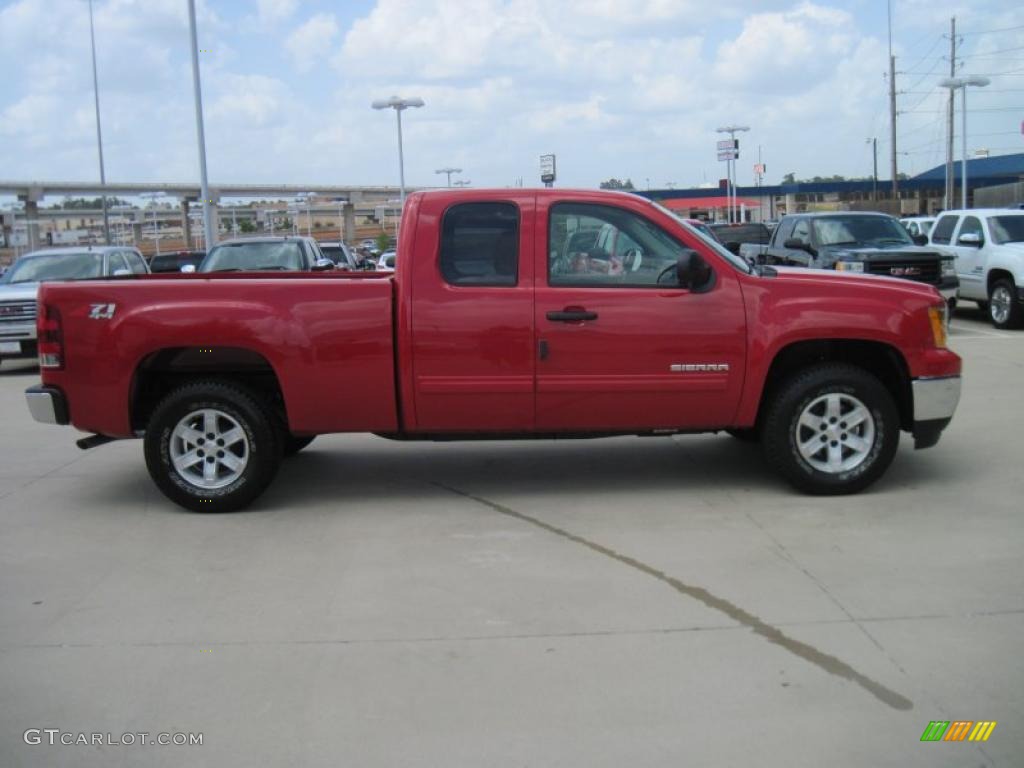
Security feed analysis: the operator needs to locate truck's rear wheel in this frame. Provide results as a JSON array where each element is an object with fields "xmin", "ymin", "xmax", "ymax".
[
  {"xmin": 761, "ymin": 364, "xmax": 899, "ymax": 495},
  {"xmin": 988, "ymin": 278, "xmax": 1022, "ymax": 329},
  {"xmin": 144, "ymin": 380, "xmax": 282, "ymax": 512}
]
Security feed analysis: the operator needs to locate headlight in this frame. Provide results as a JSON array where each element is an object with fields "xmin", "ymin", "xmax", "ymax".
[
  {"xmin": 941, "ymin": 259, "xmax": 956, "ymax": 277},
  {"xmin": 835, "ymin": 261, "xmax": 864, "ymax": 272},
  {"xmin": 928, "ymin": 305, "xmax": 948, "ymax": 348}
]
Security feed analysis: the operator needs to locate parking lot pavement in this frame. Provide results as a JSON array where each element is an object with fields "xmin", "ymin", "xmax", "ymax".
[{"xmin": 1, "ymin": 307, "xmax": 1021, "ymax": 767}]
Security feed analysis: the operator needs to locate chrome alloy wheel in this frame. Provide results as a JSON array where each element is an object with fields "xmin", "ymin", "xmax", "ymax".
[
  {"xmin": 990, "ymin": 284, "xmax": 1012, "ymax": 326},
  {"xmin": 169, "ymin": 408, "xmax": 250, "ymax": 489},
  {"xmin": 795, "ymin": 393, "xmax": 876, "ymax": 474}
]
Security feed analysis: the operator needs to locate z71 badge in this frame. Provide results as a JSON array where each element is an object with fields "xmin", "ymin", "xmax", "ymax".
[{"xmin": 88, "ymin": 303, "xmax": 116, "ymax": 320}]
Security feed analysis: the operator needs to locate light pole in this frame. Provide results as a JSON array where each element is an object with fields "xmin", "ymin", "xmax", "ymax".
[
  {"xmin": 187, "ymin": 0, "xmax": 216, "ymax": 249},
  {"xmin": 87, "ymin": 0, "xmax": 111, "ymax": 245},
  {"xmin": 371, "ymin": 96, "xmax": 425, "ymax": 208},
  {"xmin": 939, "ymin": 76, "xmax": 990, "ymax": 209},
  {"xmin": 296, "ymin": 192, "xmax": 314, "ymax": 237},
  {"xmin": 453, "ymin": 179, "xmax": 472, "ymax": 188},
  {"xmin": 866, "ymin": 138, "xmax": 878, "ymax": 202},
  {"xmin": 435, "ymin": 167, "xmax": 462, "ymax": 187},
  {"xmin": 716, "ymin": 125, "xmax": 749, "ymax": 223}
]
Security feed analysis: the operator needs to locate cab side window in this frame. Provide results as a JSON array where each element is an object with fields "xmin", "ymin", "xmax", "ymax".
[
  {"xmin": 108, "ymin": 252, "xmax": 129, "ymax": 274},
  {"xmin": 931, "ymin": 215, "xmax": 958, "ymax": 245},
  {"xmin": 440, "ymin": 202, "xmax": 519, "ymax": 287},
  {"xmin": 549, "ymin": 203, "xmax": 690, "ymax": 287},
  {"xmin": 791, "ymin": 219, "xmax": 810, "ymax": 244},
  {"xmin": 126, "ymin": 251, "xmax": 147, "ymax": 274}
]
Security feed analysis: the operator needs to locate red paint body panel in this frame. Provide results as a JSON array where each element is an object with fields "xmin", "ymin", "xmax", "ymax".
[
  {"xmin": 36, "ymin": 188, "xmax": 961, "ymax": 441},
  {"xmin": 39, "ymin": 275, "xmax": 397, "ymax": 437}
]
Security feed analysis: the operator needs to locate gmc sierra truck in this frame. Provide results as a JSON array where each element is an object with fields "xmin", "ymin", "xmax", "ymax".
[
  {"xmin": 25, "ymin": 189, "xmax": 962, "ymax": 512},
  {"xmin": 739, "ymin": 211, "xmax": 958, "ymax": 308}
]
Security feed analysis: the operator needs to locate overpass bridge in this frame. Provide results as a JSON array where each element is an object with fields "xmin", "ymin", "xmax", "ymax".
[{"xmin": 0, "ymin": 180, "xmax": 415, "ymax": 251}]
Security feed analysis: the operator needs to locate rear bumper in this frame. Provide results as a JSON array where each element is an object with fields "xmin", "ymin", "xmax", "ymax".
[
  {"xmin": 25, "ymin": 385, "xmax": 69, "ymax": 426},
  {"xmin": 911, "ymin": 375, "xmax": 960, "ymax": 449}
]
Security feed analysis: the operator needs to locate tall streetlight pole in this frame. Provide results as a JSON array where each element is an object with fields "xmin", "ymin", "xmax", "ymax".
[
  {"xmin": 716, "ymin": 125, "xmax": 749, "ymax": 223},
  {"xmin": 939, "ymin": 76, "xmax": 990, "ymax": 209},
  {"xmin": 452, "ymin": 180, "xmax": 472, "ymax": 188},
  {"xmin": 187, "ymin": 0, "xmax": 216, "ymax": 249},
  {"xmin": 866, "ymin": 138, "xmax": 878, "ymax": 202},
  {"xmin": 435, "ymin": 167, "xmax": 462, "ymax": 187},
  {"xmin": 142, "ymin": 192, "xmax": 162, "ymax": 256},
  {"xmin": 371, "ymin": 96, "xmax": 425, "ymax": 209},
  {"xmin": 87, "ymin": 0, "xmax": 111, "ymax": 245}
]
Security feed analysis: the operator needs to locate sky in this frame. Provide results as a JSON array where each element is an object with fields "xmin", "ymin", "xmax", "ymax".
[{"xmin": 1, "ymin": 0, "xmax": 1022, "ymax": 197}]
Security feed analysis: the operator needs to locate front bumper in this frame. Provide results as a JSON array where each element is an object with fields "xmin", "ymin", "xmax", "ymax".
[
  {"xmin": 911, "ymin": 375, "xmax": 961, "ymax": 449},
  {"xmin": 25, "ymin": 385, "xmax": 69, "ymax": 425}
]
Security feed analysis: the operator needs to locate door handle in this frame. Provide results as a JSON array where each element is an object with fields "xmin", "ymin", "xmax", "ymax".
[{"xmin": 546, "ymin": 308, "xmax": 598, "ymax": 323}]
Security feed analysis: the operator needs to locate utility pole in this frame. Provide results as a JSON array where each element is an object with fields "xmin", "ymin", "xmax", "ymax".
[
  {"xmin": 87, "ymin": 0, "xmax": 111, "ymax": 245},
  {"xmin": 945, "ymin": 17, "xmax": 957, "ymax": 209},
  {"xmin": 887, "ymin": 0, "xmax": 898, "ymax": 205}
]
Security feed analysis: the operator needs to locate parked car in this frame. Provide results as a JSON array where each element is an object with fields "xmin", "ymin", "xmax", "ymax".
[
  {"xmin": 683, "ymin": 219, "xmax": 718, "ymax": 242},
  {"xmin": 0, "ymin": 246, "xmax": 148, "ymax": 366},
  {"xmin": 376, "ymin": 250, "xmax": 396, "ymax": 272},
  {"xmin": 317, "ymin": 241, "xmax": 371, "ymax": 270},
  {"xmin": 197, "ymin": 237, "xmax": 332, "ymax": 273},
  {"xmin": 900, "ymin": 217, "xmax": 936, "ymax": 239},
  {"xmin": 149, "ymin": 250, "xmax": 205, "ymax": 274},
  {"xmin": 928, "ymin": 208, "xmax": 1024, "ymax": 328},
  {"xmin": 710, "ymin": 222, "xmax": 771, "ymax": 257},
  {"xmin": 742, "ymin": 212, "xmax": 958, "ymax": 308},
  {"xmin": 25, "ymin": 188, "xmax": 961, "ymax": 512}
]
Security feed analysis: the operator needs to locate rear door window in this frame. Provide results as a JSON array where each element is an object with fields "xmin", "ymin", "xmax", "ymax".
[
  {"xmin": 958, "ymin": 216, "xmax": 984, "ymax": 245},
  {"xmin": 439, "ymin": 202, "xmax": 519, "ymax": 287},
  {"xmin": 931, "ymin": 215, "xmax": 958, "ymax": 245}
]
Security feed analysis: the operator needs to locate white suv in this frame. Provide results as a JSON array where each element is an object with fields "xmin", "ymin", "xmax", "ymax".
[{"xmin": 929, "ymin": 209, "xmax": 1024, "ymax": 329}]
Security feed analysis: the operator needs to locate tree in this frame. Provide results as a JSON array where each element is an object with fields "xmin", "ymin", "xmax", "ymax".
[
  {"xmin": 599, "ymin": 178, "xmax": 635, "ymax": 190},
  {"xmin": 782, "ymin": 173, "xmax": 796, "ymax": 184},
  {"xmin": 51, "ymin": 196, "xmax": 128, "ymax": 209},
  {"xmin": 375, "ymin": 232, "xmax": 390, "ymax": 253},
  {"xmin": 239, "ymin": 219, "xmax": 256, "ymax": 233}
]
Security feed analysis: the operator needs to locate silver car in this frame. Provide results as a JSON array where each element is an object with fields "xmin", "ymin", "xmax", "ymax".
[{"xmin": 0, "ymin": 246, "xmax": 148, "ymax": 365}]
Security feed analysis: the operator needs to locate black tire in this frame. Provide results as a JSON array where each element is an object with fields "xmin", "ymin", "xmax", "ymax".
[
  {"xmin": 726, "ymin": 427, "xmax": 760, "ymax": 442},
  {"xmin": 283, "ymin": 435, "xmax": 315, "ymax": 456},
  {"xmin": 988, "ymin": 278, "xmax": 1023, "ymax": 330},
  {"xmin": 144, "ymin": 380, "xmax": 283, "ymax": 512},
  {"xmin": 761, "ymin": 363, "xmax": 899, "ymax": 495}
]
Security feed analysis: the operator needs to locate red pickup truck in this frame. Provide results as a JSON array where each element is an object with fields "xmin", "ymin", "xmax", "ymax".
[{"xmin": 25, "ymin": 189, "xmax": 962, "ymax": 512}]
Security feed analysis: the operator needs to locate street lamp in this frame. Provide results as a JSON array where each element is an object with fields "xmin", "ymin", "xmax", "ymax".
[
  {"xmin": 716, "ymin": 125, "xmax": 749, "ymax": 223},
  {"xmin": 435, "ymin": 167, "xmax": 462, "ymax": 187},
  {"xmin": 452, "ymin": 179, "xmax": 472, "ymax": 188},
  {"xmin": 865, "ymin": 138, "xmax": 878, "ymax": 202},
  {"xmin": 371, "ymin": 96, "xmax": 425, "ymax": 208},
  {"xmin": 939, "ymin": 76, "xmax": 990, "ymax": 209},
  {"xmin": 296, "ymin": 192, "xmax": 314, "ymax": 237},
  {"xmin": 86, "ymin": 0, "xmax": 111, "ymax": 245},
  {"xmin": 187, "ymin": 0, "xmax": 216, "ymax": 249}
]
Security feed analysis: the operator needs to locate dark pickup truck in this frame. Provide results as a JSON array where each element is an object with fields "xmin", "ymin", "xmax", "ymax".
[{"xmin": 739, "ymin": 212, "xmax": 958, "ymax": 306}]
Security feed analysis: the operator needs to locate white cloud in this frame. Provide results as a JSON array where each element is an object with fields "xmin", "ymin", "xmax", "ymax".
[
  {"xmin": 256, "ymin": 0, "xmax": 298, "ymax": 24},
  {"xmin": 285, "ymin": 13, "xmax": 338, "ymax": 73}
]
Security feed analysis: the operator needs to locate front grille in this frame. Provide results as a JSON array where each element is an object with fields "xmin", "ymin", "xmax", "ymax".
[
  {"xmin": 0, "ymin": 300, "xmax": 37, "ymax": 324},
  {"xmin": 866, "ymin": 260, "xmax": 940, "ymax": 284}
]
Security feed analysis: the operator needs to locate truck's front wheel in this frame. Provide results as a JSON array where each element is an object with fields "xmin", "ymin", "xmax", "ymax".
[
  {"xmin": 144, "ymin": 381, "xmax": 283, "ymax": 512},
  {"xmin": 762, "ymin": 364, "xmax": 899, "ymax": 495}
]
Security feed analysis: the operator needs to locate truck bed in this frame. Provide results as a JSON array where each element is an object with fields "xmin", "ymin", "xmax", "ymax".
[{"xmin": 38, "ymin": 272, "xmax": 399, "ymax": 438}]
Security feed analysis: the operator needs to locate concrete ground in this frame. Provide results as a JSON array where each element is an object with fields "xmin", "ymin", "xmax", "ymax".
[{"xmin": 1, "ymin": 305, "xmax": 1021, "ymax": 767}]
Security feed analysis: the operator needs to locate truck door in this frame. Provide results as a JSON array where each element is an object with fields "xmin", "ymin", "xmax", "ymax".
[
  {"xmin": 408, "ymin": 193, "xmax": 536, "ymax": 431},
  {"xmin": 534, "ymin": 199, "xmax": 747, "ymax": 432},
  {"xmin": 951, "ymin": 215, "xmax": 987, "ymax": 299}
]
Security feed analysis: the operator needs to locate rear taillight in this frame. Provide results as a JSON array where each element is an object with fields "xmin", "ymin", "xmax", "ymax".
[{"xmin": 38, "ymin": 303, "xmax": 64, "ymax": 369}]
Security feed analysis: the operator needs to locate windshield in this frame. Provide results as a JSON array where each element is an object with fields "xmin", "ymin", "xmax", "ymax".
[
  {"xmin": 648, "ymin": 201, "xmax": 752, "ymax": 273},
  {"xmin": 5, "ymin": 252, "xmax": 104, "ymax": 283},
  {"xmin": 710, "ymin": 224, "xmax": 770, "ymax": 244},
  {"xmin": 200, "ymin": 242, "xmax": 306, "ymax": 272},
  {"xmin": 989, "ymin": 216, "xmax": 1024, "ymax": 245},
  {"xmin": 812, "ymin": 215, "xmax": 913, "ymax": 247}
]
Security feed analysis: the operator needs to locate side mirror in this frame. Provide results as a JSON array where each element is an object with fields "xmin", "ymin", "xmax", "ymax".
[
  {"xmin": 957, "ymin": 232, "xmax": 982, "ymax": 247},
  {"xmin": 724, "ymin": 241, "xmax": 741, "ymax": 255},
  {"xmin": 676, "ymin": 250, "xmax": 714, "ymax": 292},
  {"xmin": 912, "ymin": 234, "xmax": 928, "ymax": 246},
  {"xmin": 783, "ymin": 238, "xmax": 810, "ymax": 252},
  {"xmin": 180, "ymin": 264, "xmax": 197, "ymax": 273},
  {"xmin": 112, "ymin": 268, "xmax": 132, "ymax": 277},
  {"xmin": 312, "ymin": 258, "xmax": 335, "ymax": 271}
]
